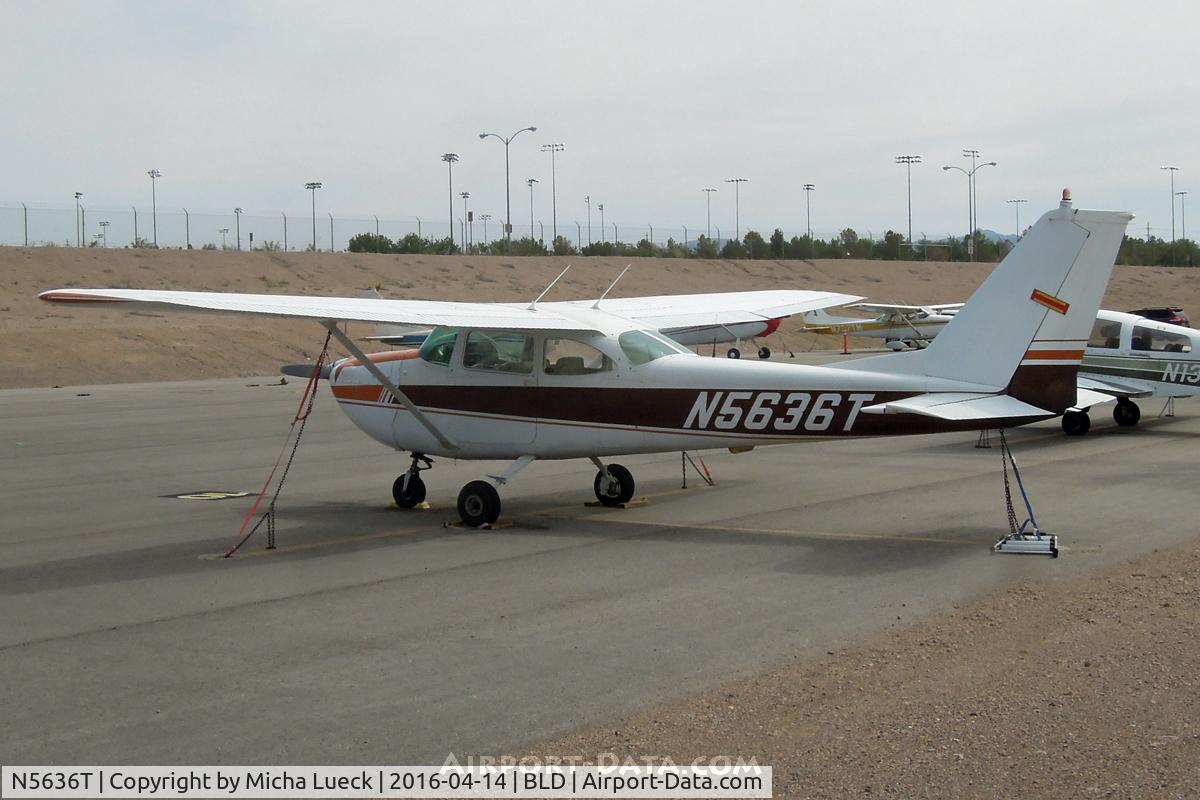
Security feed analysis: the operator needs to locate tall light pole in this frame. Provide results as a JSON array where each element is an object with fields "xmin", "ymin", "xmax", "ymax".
[
  {"xmin": 584, "ymin": 195, "xmax": 592, "ymax": 246},
  {"xmin": 98, "ymin": 220, "xmax": 110, "ymax": 247},
  {"xmin": 74, "ymin": 192, "xmax": 83, "ymax": 247},
  {"xmin": 147, "ymin": 169, "xmax": 161, "ymax": 247},
  {"xmin": 219, "ymin": 228, "xmax": 229, "ymax": 249},
  {"xmin": 895, "ymin": 155, "xmax": 920, "ymax": 245},
  {"xmin": 802, "ymin": 184, "xmax": 815, "ymax": 240},
  {"xmin": 725, "ymin": 177, "xmax": 748, "ymax": 241},
  {"xmin": 441, "ymin": 153, "xmax": 459, "ymax": 245},
  {"xmin": 305, "ymin": 181, "xmax": 322, "ymax": 250},
  {"xmin": 1162, "ymin": 165, "xmax": 1179, "ymax": 266},
  {"xmin": 942, "ymin": 160, "xmax": 996, "ymax": 261},
  {"xmin": 479, "ymin": 125, "xmax": 537, "ymax": 254},
  {"xmin": 526, "ymin": 178, "xmax": 539, "ymax": 241},
  {"xmin": 1006, "ymin": 198, "xmax": 1027, "ymax": 238},
  {"xmin": 598, "ymin": 203, "xmax": 605, "ymax": 243},
  {"xmin": 541, "ymin": 143, "xmax": 564, "ymax": 242},
  {"xmin": 480, "ymin": 213, "xmax": 491, "ymax": 245},
  {"xmin": 701, "ymin": 187, "xmax": 717, "ymax": 239},
  {"xmin": 460, "ymin": 191, "xmax": 470, "ymax": 252},
  {"xmin": 1177, "ymin": 190, "xmax": 1188, "ymax": 243},
  {"xmin": 234, "ymin": 207, "xmax": 243, "ymax": 250}
]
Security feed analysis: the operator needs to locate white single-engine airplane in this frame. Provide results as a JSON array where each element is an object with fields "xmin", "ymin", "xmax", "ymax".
[
  {"xmin": 1060, "ymin": 310, "xmax": 1200, "ymax": 434},
  {"xmin": 801, "ymin": 303, "xmax": 963, "ymax": 350},
  {"xmin": 40, "ymin": 196, "xmax": 1130, "ymax": 527}
]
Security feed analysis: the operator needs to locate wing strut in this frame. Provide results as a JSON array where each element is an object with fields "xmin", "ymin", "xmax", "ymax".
[{"xmin": 321, "ymin": 321, "xmax": 458, "ymax": 451}]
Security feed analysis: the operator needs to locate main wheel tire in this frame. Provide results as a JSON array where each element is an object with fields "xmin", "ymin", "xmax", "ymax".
[
  {"xmin": 1113, "ymin": 400, "xmax": 1141, "ymax": 427},
  {"xmin": 726, "ymin": 347, "xmax": 741, "ymax": 359},
  {"xmin": 757, "ymin": 346, "xmax": 771, "ymax": 359},
  {"xmin": 392, "ymin": 474, "xmax": 426, "ymax": 508},
  {"xmin": 457, "ymin": 480, "xmax": 501, "ymax": 526},
  {"xmin": 593, "ymin": 463, "xmax": 635, "ymax": 506},
  {"xmin": 1062, "ymin": 410, "xmax": 1091, "ymax": 436}
]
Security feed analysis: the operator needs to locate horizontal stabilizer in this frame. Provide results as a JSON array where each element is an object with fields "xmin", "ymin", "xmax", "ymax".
[
  {"xmin": 860, "ymin": 392, "xmax": 1052, "ymax": 421},
  {"xmin": 1077, "ymin": 375, "xmax": 1152, "ymax": 399}
]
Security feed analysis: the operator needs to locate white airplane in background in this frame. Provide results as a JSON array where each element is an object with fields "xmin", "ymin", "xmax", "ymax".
[
  {"xmin": 1062, "ymin": 310, "xmax": 1200, "ymax": 434},
  {"xmin": 801, "ymin": 303, "xmax": 964, "ymax": 350},
  {"xmin": 40, "ymin": 196, "xmax": 1130, "ymax": 527}
]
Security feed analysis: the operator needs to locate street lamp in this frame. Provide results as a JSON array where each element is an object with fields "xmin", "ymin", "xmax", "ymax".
[
  {"xmin": 1162, "ymin": 166, "xmax": 1180, "ymax": 266},
  {"xmin": 1006, "ymin": 199, "xmax": 1028, "ymax": 238},
  {"xmin": 598, "ymin": 203, "xmax": 605, "ymax": 243},
  {"xmin": 441, "ymin": 153, "xmax": 459, "ymax": 247},
  {"xmin": 1177, "ymin": 190, "xmax": 1188, "ymax": 243},
  {"xmin": 541, "ymin": 143, "xmax": 564, "ymax": 242},
  {"xmin": 725, "ymin": 177, "xmax": 748, "ymax": 241},
  {"xmin": 74, "ymin": 192, "xmax": 83, "ymax": 247},
  {"xmin": 233, "ymin": 208, "xmax": 243, "ymax": 250},
  {"xmin": 478, "ymin": 125, "xmax": 537, "ymax": 254},
  {"xmin": 147, "ymin": 169, "xmax": 161, "ymax": 247},
  {"xmin": 526, "ymin": 178, "xmax": 539, "ymax": 241},
  {"xmin": 584, "ymin": 195, "xmax": 592, "ymax": 246},
  {"xmin": 895, "ymin": 155, "xmax": 921, "ymax": 245},
  {"xmin": 305, "ymin": 181, "xmax": 322, "ymax": 250},
  {"xmin": 480, "ymin": 213, "xmax": 491, "ymax": 245},
  {"xmin": 701, "ymin": 187, "xmax": 717, "ymax": 239},
  {"xmin": 219, "ymin": 227, "xmax": 230, "ymax": 249},
  {"xmin": 98, "ymin": 220, "xmax": 110, "ymax": 248},
  {"xmin": 942, "ymin": 159, "xmax": 996, "ymax": 260},
  {"xmin": 802, "ymin": 184, "xmax": 815, "ymax": 251},
  {"xmin": 460, "ymin": 191, "xmax": 470, "ymax": 252}
]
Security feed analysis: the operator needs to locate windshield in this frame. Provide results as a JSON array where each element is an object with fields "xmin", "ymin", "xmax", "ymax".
[
  {"xmin": 418, "ymin": 326, "xmax": 458, "ymax": 366},
  {"xmin": 619, "ymin": 330, "xmax": 688, "ymax": 365}
]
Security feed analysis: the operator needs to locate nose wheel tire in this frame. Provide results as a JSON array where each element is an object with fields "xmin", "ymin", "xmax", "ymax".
[
  {"xmin": 593, "ymin": 463, "xmax": 635, "ymax": 506},
  {"xmin": 392, "ymin": 474, "xmax": 427, "ymax": 508},
  {"xmin": 1061, "ymin": 410, "xmax": 1091, "ymax": 436},
  {"xmin": 757, "ymin": 346, "xmax": 771, "ymax": 359},
  {"xmin": 1113, "ymin": 399, "xmax": 1141, "ymax": 427},
  {"xmin": 457, "ymin": 480, "xmax": 501, "ymax": 527}
]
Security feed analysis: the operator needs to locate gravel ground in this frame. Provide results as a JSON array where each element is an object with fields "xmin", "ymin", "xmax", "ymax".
[{"xmin": 527, "ymin": 542, "xmax": 1200, "ymax": 798}]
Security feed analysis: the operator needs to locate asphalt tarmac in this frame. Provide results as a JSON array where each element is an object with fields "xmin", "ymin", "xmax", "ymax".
[{"xmin": 2, "ymin": 374, "xmax": 1197, "ymax": 764}]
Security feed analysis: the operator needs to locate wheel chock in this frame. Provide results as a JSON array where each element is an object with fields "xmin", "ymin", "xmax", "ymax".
[
  {"xmin": 992, "ymin": 533, "xmax": 1058, "ymax": 557},
  {"xmin": 389, "ymin": 501, "xmax": 432, "ymax": 510}
]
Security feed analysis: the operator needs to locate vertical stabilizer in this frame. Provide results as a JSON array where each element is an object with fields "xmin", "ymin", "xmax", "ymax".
[{"xmin": 839, "ymin": 193, "xmax": 1131, "ymax": 412}]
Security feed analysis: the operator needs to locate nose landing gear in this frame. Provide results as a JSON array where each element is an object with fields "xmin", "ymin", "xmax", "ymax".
[{"xmin": 392, "ymin": 453, "xmax": 433, "ymax": 508}]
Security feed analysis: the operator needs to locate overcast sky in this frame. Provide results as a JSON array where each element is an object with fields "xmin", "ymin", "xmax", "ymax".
[{"xmin": 2, "ymin": 0, "xmax": 1197, "ymax": 244}]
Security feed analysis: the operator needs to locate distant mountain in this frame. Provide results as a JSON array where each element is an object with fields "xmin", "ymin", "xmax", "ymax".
[{"xmin": 981, "ymin": 229, "xmax": 1019, "ymax": 245}]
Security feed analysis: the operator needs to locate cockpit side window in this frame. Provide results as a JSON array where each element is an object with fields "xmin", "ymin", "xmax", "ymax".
[
  {"xmin": 419, "ymin": 326, "xmax": 459, "ymax": 366},
  {"xmin": 463, "ymin": 330, "xmax": 535, "ymax": 374},
  {"xmin": 618, "ymin": 330, "xmax": 688, "ymax": 365},
  {"xmin": 543, "ymin": 338, "xmax": 614, "ymax": 375},
  {"xmin": 1132, "ymin": 324, "xmax": 1192, "ymax": 353},
  {"xmin": 1088, "ymin": 319, "xmax": 1121, "ymax": 349}
]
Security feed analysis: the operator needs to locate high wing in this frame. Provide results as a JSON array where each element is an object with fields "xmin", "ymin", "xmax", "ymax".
[
  {"xmin": 38, "ymin": 289, "xmax": 600, "ymax": 331},
  {"xmin": 577, "ymin": 290, "xmax": 863, "ymax": 330},
  {"xmin": 852, "ymin": 302, "xmax": 964, "ymax": 313}
]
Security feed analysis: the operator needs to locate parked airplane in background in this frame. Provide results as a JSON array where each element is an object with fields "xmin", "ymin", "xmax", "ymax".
[
  {"xmin": 1062, "ymin": 310, "xmax": 1200, "ymax": 434},
  {"xmin": 801, "ymin": 303, "xmax": 963, "ymax": 350},
  {"xmin": 39, "ymin": 196, "xmax": 1130, "ymax": 528}
]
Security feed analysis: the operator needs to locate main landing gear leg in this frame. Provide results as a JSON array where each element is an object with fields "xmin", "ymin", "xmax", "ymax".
[
  {"xmin": 392, "ymin": 453, "xmax": 432, "ymax": 508},
  {"xmin": 590, "ymin": 456, "xmax": 636, "ymax": 506},
  {"xmin": 992, "ymin": 429, "xmax": 1058, "ymax": 557},
  {"xmin": 456, "ymin": 455, "xmax": 535, "ymax": 527}
]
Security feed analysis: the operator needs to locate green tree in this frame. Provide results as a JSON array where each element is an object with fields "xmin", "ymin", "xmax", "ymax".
[
  {"xmin": 743, "ymin": 230, "xmax": 770, "ymax": 259},
  {"xmin": 694, "ymin": 235, "xmax": 719, "ymax": 258},
  {"xmin": 348, "ymin": 233, "xmax": 394, "ymax": 253},
  {"xmin": 721, "ymin": 238, "xmax": 747, "ymax": 259},
  {"xmin": 551, "ymin": 235, "xmax": 576, "ymax": 256},
  {"xmin": 769, "ymin": 228, "xmax": 785, "ymax": 258}
]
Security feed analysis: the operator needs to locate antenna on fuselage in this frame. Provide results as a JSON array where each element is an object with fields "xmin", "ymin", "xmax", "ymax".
[
  {"xmin": 528, "ymin": 264, "xmax": 571, "ymax": 311},
  {"xmin": 592, "ymin": 264, "xmax": 631, "ymax": 309}
]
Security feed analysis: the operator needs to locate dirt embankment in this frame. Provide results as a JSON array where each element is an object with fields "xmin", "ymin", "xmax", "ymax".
[
  {"xmin": 3, "ymin": 245, "xmax": 1199, "ymax": 388},
  {"xmin": 527, "ymin": 541, "xmax": 1200, "ymax": 798}
]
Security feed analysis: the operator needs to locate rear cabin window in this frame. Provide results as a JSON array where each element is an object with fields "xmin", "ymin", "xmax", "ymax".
[
  {"xmin": 543, "ymin": 338, "xmax": 613, "ymax": 375},
  {"xmin": 1088, "ymin": 319, "xmax": 1121, "ymax": 349},
  {"xmin": 618, "ymin": 330, "xmax": 687, "ymax": 365},
  {"xmin": 1132, "ymin": 324, "xmax": 1192, "ymax": 353},
  {"xmin": 463, "ymin": 330, "xmax": 535, "ymax": 374},
  {"xmin": 419, "ymin": 326, "xmax": 459, "ymax": 366}
]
